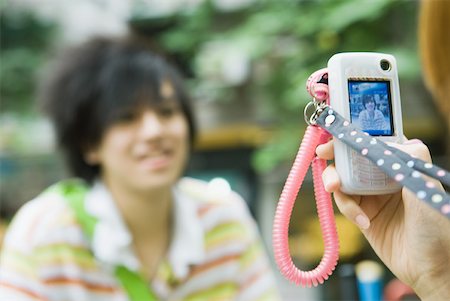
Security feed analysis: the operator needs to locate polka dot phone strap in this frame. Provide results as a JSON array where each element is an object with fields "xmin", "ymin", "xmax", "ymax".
[{"xmin": 316, "ymin": 105, "xmax": 450, "ymax": 218}]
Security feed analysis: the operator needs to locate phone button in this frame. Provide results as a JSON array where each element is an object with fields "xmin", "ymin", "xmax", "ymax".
[
  {"xmin": 371, "ymin": 179, "xmax": 386, "ymax": 187},
  {"xmin": 357, "ymin": 169, "xmax": 371, "ymax": 178},
  {"xmin": 357, "ymin": 177, "xmax": 371, "ymax": 185},
  {"xmin": 357, "ymin": 163, "xmax": 372, "ymax": 173},
  {"xmin": 386, "ymin": 177, "xmax": 396, "ymax": 185},
  {"xmin": 370, "ymin": 170, "xmax": 387, "ymax": 180}
]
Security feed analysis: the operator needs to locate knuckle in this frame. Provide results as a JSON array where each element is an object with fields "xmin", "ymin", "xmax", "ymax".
[{"xmin": 409, "ymin": 143, "xmax": 432, "ymax": 162}]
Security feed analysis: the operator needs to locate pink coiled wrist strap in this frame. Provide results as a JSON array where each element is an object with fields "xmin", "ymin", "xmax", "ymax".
[{"xmin": 272, "ymin": 68, "xmax": 339, "ymax": 287}]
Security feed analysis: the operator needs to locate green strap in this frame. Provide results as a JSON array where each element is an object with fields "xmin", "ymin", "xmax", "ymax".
[
  {"xmin": 115, "ymin": 266, "xmax": 159, "ymax": 301},
  {"xmin": 49, "ymin": 180, "xmax": 158, "ymax": 301}
]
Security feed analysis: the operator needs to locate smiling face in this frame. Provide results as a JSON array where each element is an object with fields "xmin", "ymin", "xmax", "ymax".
[
  {"xmin": 365, "ymin": 100, "xmax": 375, "ymax": 112},
  {"xmin": 86, "ymin": 81, "xmax": 190, "ymax": 193},
  {"xmin": 362, "ymin": 95, "xmax": 376, "ymax": 113}
]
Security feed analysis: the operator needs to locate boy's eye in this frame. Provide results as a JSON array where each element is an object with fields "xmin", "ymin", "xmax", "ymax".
[
  {"xmin": 115, "ymin": 111, "xmax": 139, "ymax": 123},
  {"xmin": 157, "ymin": 104, "xmax": 179, "ymax": 117},
  {"xmin": 159, "ymin": 107, "xmax": 175, "ymax": 117}
]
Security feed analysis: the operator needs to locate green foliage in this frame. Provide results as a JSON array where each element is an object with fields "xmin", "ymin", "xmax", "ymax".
[
  {"xmin": 0, "ymin": 10, "xmax": 56, "ymax": 113},
  {"xmin": 1, "ymin": 0, "xmax": 420, "ymax": 167},
  {"xmin": 144, "ymin": 0, "xmax": 419, "ymax": 172}
]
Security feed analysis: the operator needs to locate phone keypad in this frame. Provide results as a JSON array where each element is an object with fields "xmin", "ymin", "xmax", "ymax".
[{"xmin": 351, "ymin": 150, "xmax": 390, "ymax": 187}]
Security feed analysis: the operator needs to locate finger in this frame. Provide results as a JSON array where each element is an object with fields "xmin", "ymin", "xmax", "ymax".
[
  {"xmin": 386, "ymin": 139, "xmax": 432, "ymax": 162},
  {"xmin": 322, "ymin": 163, "xmax": 340, "ymax": 192},
  {"xmin": 403, "ymin": 138, "xmax": 421, "ymax": 145},
  {"xmin": 316, "ymin": 139, "xmax": 334, "ymax": 160},
  {"xmin": 333, "ymin": 191, "xmax": 370, "ymax": 230}
]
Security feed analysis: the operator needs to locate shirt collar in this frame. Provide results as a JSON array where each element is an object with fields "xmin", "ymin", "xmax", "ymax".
[
  {"xmin": 83, "ymin": 179, "xmax": 205, "ymax": 278},
  {"xmin": 169, "ymin": 185, "xmax": 205, "ymax": 278}
]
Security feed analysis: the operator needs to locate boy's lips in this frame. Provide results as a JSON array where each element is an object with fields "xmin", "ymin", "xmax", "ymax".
[
  {"xmin": 137, "ymin": 149, "xmax": 174, "ymax": 171},
  {"xmin": 139, "ymin": 154, "xmax": 172, "ymax": 170},
  {"xmin": 141, "ymin": 156, "xmax": 171, "ymax": 170}
]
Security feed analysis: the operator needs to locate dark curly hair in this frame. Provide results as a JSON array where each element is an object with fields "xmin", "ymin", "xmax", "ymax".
[
  {"xmin": 38, "ymin": 35, "xmax": 196, "ymax": 184},
  {"xmin": 362, "ymin": 94, "xmax": 376, "ymax": 108}
]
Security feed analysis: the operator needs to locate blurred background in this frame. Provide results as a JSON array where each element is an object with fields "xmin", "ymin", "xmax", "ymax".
[{"xmin": 0, "ymin": 0, "xmax": 447, "ymax": 300}]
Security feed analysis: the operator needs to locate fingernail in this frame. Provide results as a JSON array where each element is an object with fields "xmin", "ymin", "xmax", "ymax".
[
  {"xmin": 322, "ymin": 177, "xmax": 331, "ymax": 192},
  {"xmin": 316, "ymin": 144, "xmax": 324, "ymax": 154},
  {"xmin": 355, "ymin": 214, "xmax": 370, "ymax": 230},
  {"xmin": 404, "ymin": 139, "xmax": 423, "ymax": 145}
]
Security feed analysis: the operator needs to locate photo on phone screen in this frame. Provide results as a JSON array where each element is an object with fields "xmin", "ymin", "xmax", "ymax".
[{"xmin": 348, "ymin": 80, "xmax": 394, "ymax": 136}]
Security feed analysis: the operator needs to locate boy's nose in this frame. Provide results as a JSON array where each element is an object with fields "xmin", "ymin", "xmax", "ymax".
[{"xmin": 138, "ymin": 110, "xmax": 163, "ymax": 139}]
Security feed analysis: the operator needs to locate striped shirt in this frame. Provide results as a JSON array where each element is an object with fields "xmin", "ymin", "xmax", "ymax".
[
  {"xmin": 0, "ymin": 178, "xmax": 281, "ymax": 301},
  {"xmin": 358, "ymin": 109, "xmax": 386, "ymax": 131}
]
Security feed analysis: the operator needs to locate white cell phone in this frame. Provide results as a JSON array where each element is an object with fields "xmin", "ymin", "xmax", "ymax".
[{"xmin": 327, "ymin": 52, "xmax": 404, "ymax": 195}]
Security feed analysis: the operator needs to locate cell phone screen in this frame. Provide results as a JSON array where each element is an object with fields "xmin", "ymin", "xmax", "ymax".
[{"xmin": 348, "ymin": 80, "xmax": 394, "ymax": 136}]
